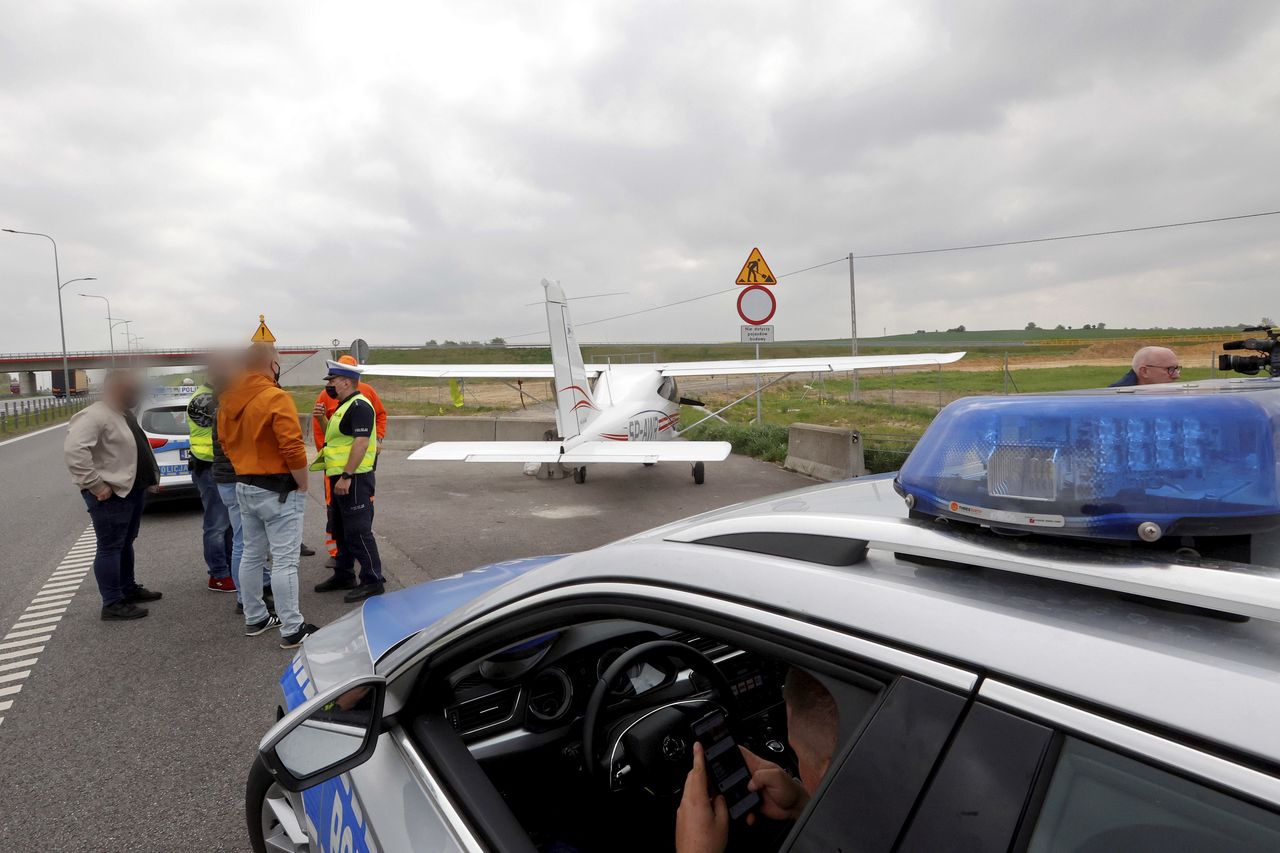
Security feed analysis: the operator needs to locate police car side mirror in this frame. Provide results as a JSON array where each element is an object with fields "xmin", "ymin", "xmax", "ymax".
[{"xmin": 258, "ymin": 676, "xmax": 387, "ymax": 793}]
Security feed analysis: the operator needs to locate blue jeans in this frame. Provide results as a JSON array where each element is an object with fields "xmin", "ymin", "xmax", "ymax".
[
  {"xmin": 192, "ymin": 466, "xmax": 231, "ymax": 578},
  {"xmin": 237, "ymin": 484, "xmax": 305, "ymax": 635},
  {"xmin": 81, "ymin": 487, "xmax": 148, "ymax": 606},
  {"xmin": 217, "ymin": 481, "xmax": 270, "ymax": 604}
]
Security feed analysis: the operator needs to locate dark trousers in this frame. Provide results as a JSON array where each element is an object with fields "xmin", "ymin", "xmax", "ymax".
[
  {"xmin": 81, "ymin": 487, "xmax": 148, "ymax": 605},
  {"xmin": 192, "ymin": 465, "xmax": 232, "ymax": 578},
  {"xmin": 328, "ymin": 472, "xmax": 383, "ymax": 586}
]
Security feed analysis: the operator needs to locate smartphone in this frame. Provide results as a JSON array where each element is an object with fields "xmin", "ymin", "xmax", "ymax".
[{"xmin": 691, "ymin": 710, "xmax": 761, "ymax": 820}]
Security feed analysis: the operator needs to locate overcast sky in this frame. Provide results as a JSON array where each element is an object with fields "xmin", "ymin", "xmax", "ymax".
[{"xmin": 2, "ymin": 1, "xmax": 1279, "ymax": 355}]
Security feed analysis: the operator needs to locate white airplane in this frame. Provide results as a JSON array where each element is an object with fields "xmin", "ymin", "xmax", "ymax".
[{"xmin": 361, "ymin": 280, "xmax": 964, "ymax": 484}]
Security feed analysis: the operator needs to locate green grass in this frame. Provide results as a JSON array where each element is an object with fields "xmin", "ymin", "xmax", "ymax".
[{"xmin": 837, "ymin": 365, "xmax": 1212, "ymax": 395}]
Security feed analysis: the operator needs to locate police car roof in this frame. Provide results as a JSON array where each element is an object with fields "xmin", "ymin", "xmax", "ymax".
[{"xmin": 514, "ymin": 475, "xmax": 1280, "ymax": 766}]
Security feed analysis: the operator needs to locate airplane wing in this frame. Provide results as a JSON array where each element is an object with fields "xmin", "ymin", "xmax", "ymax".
[
  {"xmin": 359, "ymin": 364, "xmax": 576, "ymax": 379},
  {"xmin": 408, "ymin": 440, "xmax": 732, "ymax": 464},
  {"xmin": 652, "ymin": 352, "xmax": 965, "ymax": 377}
]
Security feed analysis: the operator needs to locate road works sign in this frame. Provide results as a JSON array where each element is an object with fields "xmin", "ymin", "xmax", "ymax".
[
  {"xmin": 741, "ymin": 325, "xmax": 775, "ymax": 343},
  {"xmin": 251, "ymin": 314, "xmax": 276, "ymax": 343},
  {"xmin": 735, "ymin": 247, "xmax": 776, "ymax": 285}
]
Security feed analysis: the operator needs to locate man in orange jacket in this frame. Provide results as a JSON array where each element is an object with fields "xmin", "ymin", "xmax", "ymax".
[{"xmin": 312, "ymin": 355, "xmax": 387, "ymax": 566}]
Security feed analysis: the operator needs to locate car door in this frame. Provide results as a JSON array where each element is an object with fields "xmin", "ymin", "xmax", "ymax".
[{"xmin": 885, "ymin": 680, "xmax": 1280, "ymax": 852}]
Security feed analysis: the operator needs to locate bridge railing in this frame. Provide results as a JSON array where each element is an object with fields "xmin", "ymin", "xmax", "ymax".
[{"xmin": 0, "ymin": 345, "xmax": 326, "ymax": 361}]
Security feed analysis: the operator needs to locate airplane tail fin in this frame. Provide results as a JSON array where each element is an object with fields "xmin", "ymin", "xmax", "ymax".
[{"xmin": 543, "ymin": 279, "xmax": 596, "ymax": 439}]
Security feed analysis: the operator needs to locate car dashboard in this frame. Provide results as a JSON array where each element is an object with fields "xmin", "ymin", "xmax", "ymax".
[{"xmin": 444, "ymin": 621, "xmax": 787, "ymax": 763}]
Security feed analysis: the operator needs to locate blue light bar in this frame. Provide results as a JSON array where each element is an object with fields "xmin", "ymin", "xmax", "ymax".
[{"xmin": 895, "ymin": 380, "xmax": 1280, "ymax": 541}]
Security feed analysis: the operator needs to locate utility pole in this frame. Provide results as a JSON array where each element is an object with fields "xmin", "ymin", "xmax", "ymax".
[{"xmin": 848, "ymin": 252, "xmax": 858, "ymax": 402}]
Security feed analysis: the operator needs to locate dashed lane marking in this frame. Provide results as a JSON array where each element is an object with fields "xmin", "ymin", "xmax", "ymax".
[{"xmin": 0, "ymin": 526, "xmax": 96, "ymax": 730}]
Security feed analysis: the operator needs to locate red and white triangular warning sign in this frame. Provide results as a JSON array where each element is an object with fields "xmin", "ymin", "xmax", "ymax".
[{"xmin": 735, "ymin": 247, "xmax": 776, "ymax": 285}]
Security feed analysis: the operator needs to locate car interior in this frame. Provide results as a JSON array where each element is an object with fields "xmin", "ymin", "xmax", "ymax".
[{"xmin": 404, "ymin": 607, "xmax": 888, "ymax": 853}]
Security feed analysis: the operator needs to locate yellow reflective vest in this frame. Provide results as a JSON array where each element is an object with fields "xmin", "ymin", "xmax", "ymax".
[
  {"xmin": 186, "ymin": 383, "xmax": 216, "ymax": 462},
  {"xmin": 311, "ymin": 393, "xmax": 378, "ymax": 476}
]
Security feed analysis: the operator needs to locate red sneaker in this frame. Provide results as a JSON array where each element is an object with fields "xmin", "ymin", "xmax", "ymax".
[{"xmin": 207, "ymin": 575, "xmax": 237, "ymax": 593}]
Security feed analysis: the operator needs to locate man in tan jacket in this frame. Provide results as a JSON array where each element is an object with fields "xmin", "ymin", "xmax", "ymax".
[{"xmin": 64, "ymin": 370, "xmax": 163, "ymax": 621}]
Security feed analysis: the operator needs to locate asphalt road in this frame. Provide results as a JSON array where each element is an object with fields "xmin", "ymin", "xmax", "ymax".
[{"xmin": 0, "ymin": 424, "xmax": 811, "ymax": 851}]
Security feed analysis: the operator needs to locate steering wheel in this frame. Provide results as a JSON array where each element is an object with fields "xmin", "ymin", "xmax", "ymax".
[{"xmin": 582, "ymin": 640, "xmax": 737, "ymax": 796}]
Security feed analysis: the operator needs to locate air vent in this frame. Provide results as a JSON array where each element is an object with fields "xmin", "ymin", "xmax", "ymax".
[
  {"xmin": 668, "ymin": 631, "xmax": 730, "ymax": 659},
  {"xmin": 447, "ymin": 686, "xmax": 521, "ymax": 734}
]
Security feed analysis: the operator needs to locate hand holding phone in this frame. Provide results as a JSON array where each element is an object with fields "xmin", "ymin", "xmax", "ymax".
[{"xmin": 691, "ymin": 710, "xmax": 761, "ymax": 821}]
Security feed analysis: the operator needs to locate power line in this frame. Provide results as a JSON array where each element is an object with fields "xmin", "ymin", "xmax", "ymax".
[
  {"xmin": 502, "ymin": 208, "xmax": 1280, "ymax": 339},
  {"xmin": 850, "ymin": 208, "xmax": 1280, "ymax": 260}
]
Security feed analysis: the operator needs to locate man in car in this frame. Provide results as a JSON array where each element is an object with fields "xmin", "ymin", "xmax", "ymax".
[
  {"xmin": 187, "ymin": 353, "xmax": 236, "ymax": 592},
  {"xmin": 63, "ymin": 370, "xmax": 163, "ymax": 621},
  {"xmin": 675, "ymin": 668, "xmax": 839, "ymax": 853},
  {"xmin": 1110, "ymin": 346, "xmax": 1181, "ymax": 386}
]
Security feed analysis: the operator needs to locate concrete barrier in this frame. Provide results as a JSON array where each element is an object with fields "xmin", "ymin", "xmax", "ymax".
[
  {"xmin": 784, "ymin": 423, "xmax": 866, "ymax": 481},
  {"xmin": 382, "ymin": 416, "xmax": 427, "ymax": 449},
  {"xmin": 425, "ymin": 416, "xmax": 498, "ymax": 443},
  {"xmin": 496, "ymin": 417, "xmax": 557, "ymax": 441}
]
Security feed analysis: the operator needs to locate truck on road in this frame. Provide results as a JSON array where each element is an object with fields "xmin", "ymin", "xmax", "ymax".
[{"xmin": 52, "ymin": 369, "xmax": 90, "ymax": 398}]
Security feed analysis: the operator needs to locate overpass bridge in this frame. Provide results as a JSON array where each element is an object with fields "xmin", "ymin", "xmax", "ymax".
[{"xmin": 2, "ymin": 346, "xmax": 330, "ymax": 392}]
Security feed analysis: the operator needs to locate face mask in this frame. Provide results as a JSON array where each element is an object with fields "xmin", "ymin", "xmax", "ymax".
[
  {"xmin": 271, "ymin": 362, "xmax": 281, "ymax": 384},
  {"xmin": 324, "ymin": 385, "xmax": 339, "ymax": 399},
  {"xmin": 121, "ymin": 393, "xmax": 141, "ymax": 411}
]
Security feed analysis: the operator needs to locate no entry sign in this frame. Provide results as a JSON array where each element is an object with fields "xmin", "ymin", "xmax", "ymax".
[{"xmin": 737, "ymin": 285, "xmax": 776, "ymax": 325}]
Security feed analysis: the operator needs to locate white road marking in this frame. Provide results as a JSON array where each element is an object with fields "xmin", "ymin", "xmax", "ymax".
[
  {"xmin": 0, "ymin": 659, "xmax": 38, "ymax": 672},
  {"xmin": 0, "ymin": 636, "xmax": 51, "ymax": 652},
  {"xmin": 0, "ymin": 525, "xmax": 94, "ymax": 730},
  {"xmin": 0, "ymin": 422, "xmax": 69, "ymax": 449},
  {"xmin": 0, "ymin": 647, "xmax": 44, "ymax": 662}
]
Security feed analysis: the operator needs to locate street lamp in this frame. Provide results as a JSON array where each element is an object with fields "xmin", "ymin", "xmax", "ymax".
[
  {"xmin": 79, "ymin": 292, "xmax": 116, "ymax": 364},
  {"xmin": 1, "ymin": 229, "xmax": 91, "ymax": 397}
]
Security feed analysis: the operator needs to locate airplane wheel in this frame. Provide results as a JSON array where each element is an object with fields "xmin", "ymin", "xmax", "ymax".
[
  {"xmin": 573, "ymin": 466, "xmax": 587, "ymax": 484},
  {"xmin": 692, "ymin": 462, "xmax": 705, "ymax": 485}
]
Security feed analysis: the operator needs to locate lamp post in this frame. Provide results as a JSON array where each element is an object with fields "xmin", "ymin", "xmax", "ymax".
[
  {"xmin": 79, "ymin": 291, "xmax": 116, "ymax": 364},
  {"xmin": 2, "ymin": 229, "xmax": 88, "ymax": 397}
]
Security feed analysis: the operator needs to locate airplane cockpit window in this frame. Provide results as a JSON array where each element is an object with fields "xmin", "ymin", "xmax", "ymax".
[{"xmin": 658, "ymin": 377, "xmax": 679, "ymax": 402}]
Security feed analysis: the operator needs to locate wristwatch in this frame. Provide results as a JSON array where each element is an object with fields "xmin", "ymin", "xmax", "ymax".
[{"xmin": 340, "ymin": 472, "xmax": 353, "ymax": 481}]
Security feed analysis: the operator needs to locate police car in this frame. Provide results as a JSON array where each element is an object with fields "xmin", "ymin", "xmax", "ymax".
[
  {"xmin": 248, "ymin": 378, "xmax": 1280, "ymax": 853},
  {"xmin": 137, "ymin": 392, "xmax": 197, "ymax": 499}
]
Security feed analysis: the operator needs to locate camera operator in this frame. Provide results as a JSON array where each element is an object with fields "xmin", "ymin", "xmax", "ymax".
[{"xmin": 1111, "ymin": 346, "xmax": 1181, "ymax": 387}]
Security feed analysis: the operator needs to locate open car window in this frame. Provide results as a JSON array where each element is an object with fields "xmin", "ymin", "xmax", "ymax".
[{"xmin": 405, "ymin": 602, "xmax": 906, "ymax": 853}]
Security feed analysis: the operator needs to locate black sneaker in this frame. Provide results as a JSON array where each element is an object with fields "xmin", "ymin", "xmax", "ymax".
[
  {"xmin": 315, "ymin": 576, "xmax": 357, "ymax": 593},
  {"xmin": 300, "ymin": 543, "xmax": 316, "ymax": 557},
  {"xmin": 343, "ymin": 582, "xmax": 385, "ymax": 603},
  {"xmin": 124, "ymin": 585, "xmax": 163, "ymax": 603},
  {"xmin": 245, "ymin": 614, "xmax": 281, "ymax": 637},
  {"xmin": 280, "ymin": 623, "xmax": 319, "ymax": 649},
  {"xmin": 101, "ymin": 601, "xmax": 148, "ymax": 621}
]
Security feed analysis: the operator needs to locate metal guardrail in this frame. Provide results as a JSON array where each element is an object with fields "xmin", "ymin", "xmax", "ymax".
[{"xmin": 0, "ymin": 392, "xmax": 101, "ymax": 434}]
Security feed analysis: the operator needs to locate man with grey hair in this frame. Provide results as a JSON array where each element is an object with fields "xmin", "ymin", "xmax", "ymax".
[{"xmin": 1111, "ymin": 346, "xmax": 1182, "ymax": 387}]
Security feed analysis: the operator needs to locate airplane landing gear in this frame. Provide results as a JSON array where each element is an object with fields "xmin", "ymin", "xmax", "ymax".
[
  {"xmin": 573, "ymin": 466, "xmax": 587, "ymax": 484},
  {"xmin": 692, "ymin": 462, "xmax": 705, "ymax": 485}
]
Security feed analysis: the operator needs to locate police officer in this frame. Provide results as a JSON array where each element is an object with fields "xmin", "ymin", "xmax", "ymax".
[
  {"xmin": 312, "ymin": 360, "xmax": 385, "ymax": 602},
  {"xmin": 188, "ymin": 356, "xmax": 235, "ymax": 592}
]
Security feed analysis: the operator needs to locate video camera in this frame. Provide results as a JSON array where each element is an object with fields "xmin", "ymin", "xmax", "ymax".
[{"xmin": 1219, "ymin": 326, "xmax": 1280, "ymax": 377}]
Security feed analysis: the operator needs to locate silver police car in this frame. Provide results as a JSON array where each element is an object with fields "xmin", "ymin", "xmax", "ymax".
[{"xmin": 249, "ymin": 381, "xmax": 1280, "ymax": 853}]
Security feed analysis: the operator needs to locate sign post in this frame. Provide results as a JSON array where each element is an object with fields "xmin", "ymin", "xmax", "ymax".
[{"xmin": 735, "ymin": 248, "xmax": 778, "ymax": 424}]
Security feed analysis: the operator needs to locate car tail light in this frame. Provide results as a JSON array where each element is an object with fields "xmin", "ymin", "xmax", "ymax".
[{"xmin": 148, "ymin": 437, "xmax": 167, "ymax": 449}]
